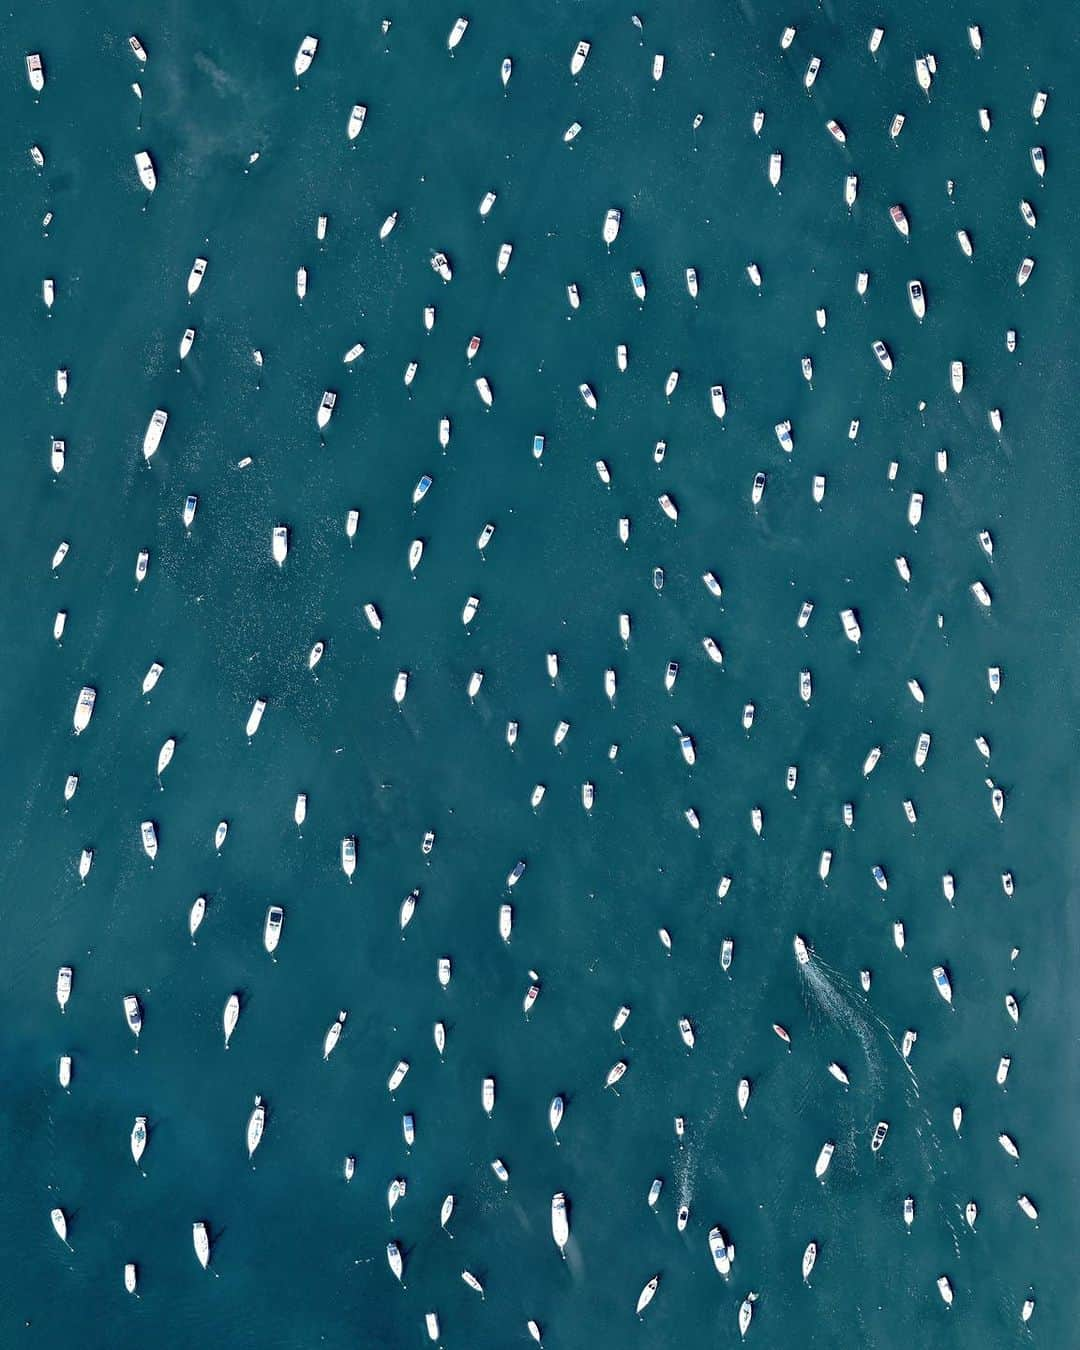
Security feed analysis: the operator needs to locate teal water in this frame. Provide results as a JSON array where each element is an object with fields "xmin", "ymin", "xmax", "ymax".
[{"xmin": 3, "ymin": 2, "xmax": 1078, "ymax": 1346}]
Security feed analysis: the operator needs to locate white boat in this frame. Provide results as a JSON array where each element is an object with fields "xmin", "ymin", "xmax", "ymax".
[
  {"xmin": 827, "ymin": 1062, "xmax": 849, "ymax": 1086},
  {"xmin": 343, "ymin": 343, "xmax": 365, "ymax": 364},
  {"xmin": 616, "ymin": 344, "xmax": 628, "ymax": 372},
  {"xmin": 570, "ymin": 39, "xmax": 590, "ymax": 75},
  {"xmin": 781, "ymin": 26, "xmax": 796, "ymax": 49},
  {"xmin": 815, "ymin": 1141, "xmax": 835, "ymax": 1178},
  {"xmin": 752, "ymin": 109, "xmax": 764, "ymax": 135},
  {"xmin": 957, "ymin": 228, "xmax": 974, "ymax": 257},
  {"xmin": 134, "ymin": 149, "xmax": 156, "ymax": 192},
  {"xmin": 1017, "ymin": 256, "xmax": 1035, "ymax": 287},
  {"xmin": 686, "ymin": 267, "xmax": 699, "ymax": 297},
  {"xmin": 844, "ymin": 175, "xmax": 858, "ymax": 208},
  {"xmin": 1020, "ymin": 198, "xmax": 1036, "ymax": 229},
  {"xmin": 968, "ymin": 24, "xmax": 982, "ymax": 52},
  {"xmin": 769, "ymin": 152, "xmax": 782, "ymax": 187},
  {"xmin": 708, "ymin": 1226, "xmax": 733, "ymax": 1276},
  {"xmin": 246, "ymin": 698, "xmax": 266, "ymax": 738},
  {"xmin": 915, "ymin": 732, "xmax": 931, "ymax": 768},
  {"xmin": 478, "ymin": 190, "xmax": 497, "ymax": 218},
  {"xmin": 989, "ymin": 408, "xmax": 1003, "ymax": 434},
  {"xmin": 346, "ymin": 104, "xmax": 367, "ymax": 140},
  {"xmin": 140, "ymin": 820, "xmax": 158, "ymax": 860},
  {"xmin": 497, "ymin": 242, "xmax": 513, "ymax": 274},
  {"xmin": 739, "ymin": 1294, "xmax": 757, "ymax": 1337},
  {"xmin": 901, "ymin": 1029, "xmax": 917, "ymax": 1060},
  {"xmin": 606, "ymin": 1060, "xmax": 627, "ymax": 1089},
  {"xmin": 1018, "ymin": 1195, "xmax": 1038, "ymax": 1222},
  {"xmin": 794, "ymin": 935, "xmax": 810, "ymax": 965},
  {"xmin": 636, "ymin": 1276, "xmax": 659, "ymax": 1315},
  {"xmin": 186, "ymin": 257, "xmax": 207, "ymax": 296},
  {"xmin": 827, "ymin": 118, "xmax": 846, "ymax": 144},
  {"xmin": 323, "ymin": 1011, "xmax": 347, "ymax": 1060},
  {"xmin": 652, "ymin": 53, "xmax": 665, "ymax": 80},
  {"xmin": 979, "ymin": 107, "xmax": 991, "ymax": 132},
  {"xmin": 56, "ymin": 965, "xmax": 73, "ymax": 1012},
  {"xmin": 871, "ymin": 1121, "xmax": 890, "ymax": 1151},
  {"xmin": 710, "ymin": 384, "xmax": 726, "ymax": 419},
  {"xmin": 775, "ymin": 419, "xmax": 793, "ymax": 453},
  {"xmin": 447, "ymin": 16, "xmax": 468, "ymax": 51},
  {"xmin": 804, "ymin": 56, "xmax": 821, "ymax": 89},
  {"xmin": 295, "ymin": 266, "xmax": 307, "ymax": 301},
  {"xmin": 467, "ymin": 671, "xmax": 483, "ymax": 699},
  {"xmin": 437, "ymin": 956, "xmax": 451, "ymax": 987},
  {"xmin": 56, "ymin": 368, "xmax": 68, "ymax": 401},
  {"xmin": 937, "ymin": 1276, "xmax": 954, "ymax": 1307},
  {"xmin": 703, "ymin": 636, "xmax": 723, "ymax": 664},
  {"xmin": 294, "ymin": 35, "xmax": 318, "ymax": 79},
  {"xmin": 317, "ymin": 214, "xmax": 328, "ymax": 241},
  {"xmin": 223, "ymin": 994, "xmax": 240, "ymax": 1047},
  {"xmin": 64, "ymin": 774, "xmax": 79, "ymax": 803},
  {"xmin": 462, "ymin": 595, "xmax": 479, "ymax": 626},
  {"xmin": 812, "ymin": 475, "xmax": 825, "ymax": 504},
  {"xmin": 247, "ymin": 1096, "xmax": 265, "ymax": 1158},
  {"xmin": 344, "ymin": 1156, "xmax": 356, "ymax": 1182},
  {"xmin": 751, "ymin": 472, "xmax": 766, "ymax": 505},
  {"xmin": 73, "ymin": 686, "xmax": 96, "ymax": 734},
  {"xmin": 896, "ymin": 556, "xmax": 911, "ymax": 583},
  {"xmin": 915, "ymin": 55, "xmax": 932, "ymax": 92},
  {"xmin": 182, "ymin": 494, "xmax": 197, "ymax": 528},
  {"xmin": 1032, "ymin": 90, "xmax": 1048, "ymax": 121},
  {"xmin": 1006, "ymin": 993, "xmax": 1020, "ymax": 1024},
  {"xmin": 803, "ymin": 1241, "xmax": 817, "ymax": 1280},
  {"xmin": 630, "ymin": 269, "xmax": 646, "ymax": 301},
  {"xmin": 272, "ymin": 526, "xmax": 288, "ymax": 566},
  {"xmin": 26, "ymin": 53, "xmax": 45, "ymax": 93},
  {"xmin": 341, "ymin": 836, "xmax": 357, "ymax": 879},
  {"xmin": 1000, "ymin": 1131, "xmax": 1020, "ymax": 1160},
  {"xmin": 316, "ymin": 390, "xmax": 337, "ymax": 429},
  {"xmin": 678, "ymin": 1016, "xmax": 695, "ymax": 1050},
  {"xmin": 800, "ymin": 669, "xmax": 812, "ymax": 701},
  {"xmin": 51, "ymin": 1207, "xmax": 67, "ymax": 1243},
  {"xmin": 747, "ymin": 262, "xmax": 762, "ymax": 286},
  {"xmin": 580, "ymin": 382, "xmax": 597, "ymax": 411},
  {"xmin": 890, "ymin": 203, "xmax": 910, "ymax": 238},
  {"xmin": 890, "ymin": 113, "xmax": 905, "ymax": 139},
  {"xmin": 1022, "ymin": 1298, "xmax": 1036, "ymax": 1323},
  {"xmin": 264, "ymin": 905, "xmax": 284, "ymax": 953},
  {"xmin": 43, "ymin": 278, "xmax": 55, "ymax": 310},
  {"xmin": 307, "ymin": 640, "xmax": 325, "ymax": 672},
  {"xmin": 433, "ymin": 1021, "xmax": 446, "ymax": 1055},
  {"xmin": 131, "ymin": 1115, "xmax": 148, "ymax": 1165},
  {"xmin": 193, "ymin": 1221, "xmax": 210, "ymax": 1269},
  {"xmin": 907, "ymin": 279, "xmax": 926, "ymax": 320},
  {"xmin": 856, "ymin": 271, "xmax": 869, "ymax": 296},
  {"xmin": 431, "ymin": 252, "xmax": 452, "ymax": 282},
  {"xmin": 549, "ymin": 1094, "xmax": 564, "ymax": 1138},
  {"xmin": 124, "ymin": 1262, "xmax": 137, "ymax": 1293},
  {"xmin": 179, "ymin": 327, "xmax": 195, "ymax": 360},
  {"xmin": 393, "ymin": 671, "xmax": 408, "ymax": 705},
  {"xmin": 77, "ymin": 847, "xmax": 92, "ymax": 880},
  {"xmin": 1031, "ymin": 146, "xmax": 1045, "ymax": 177},
  {"xmin": 346, "ymin": 509, "xmax": 359, "ymax": 540},
  {"xmin": 972, "ymin": 580, "xmax": 993, "ymax": 607},
  {"xmin": 123, "ymin": 993, "xmax": 142, "ymax": 1040},
  {"xmin": 872, "ymin": 339, "xmax": 893, "ymax": 373},
  {"xmin": 501, "ymin": 58, "xmax": 512, "ymax": 88},
  {"xmin": 363, "ymin": 602, "xmax": 382, "ymax": 633}
]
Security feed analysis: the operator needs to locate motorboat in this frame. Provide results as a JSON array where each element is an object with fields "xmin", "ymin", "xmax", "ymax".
[
  {"xmin": 56, "ymin": 966, "xmax": 72, "ymax": 1012},
  {"xmin": 1017, "ymin": 256, "xmax": 1035, "ymax": 287},
  {"xmin": 1018, "ymin": 1195, "xmax": 1038, "ymax": 1222},
  {"xmin": 570, "ymin": 40, "xmax": 590, "ymax": 75},
  {"xmin": 957, "ymin": 228, "xmax": 974, "ymax": 257},
  {"xmin": 775, "ymin": 419, "xmax": 793, "ymax": 453},
  {"xmin": 781, "ymin": 26, "xmax": 796, "ymax": 48},
  {"xmin": 294, "ymin": 35, "xmax": 318, "ymax": 79},
  {"xmin": 43, "ymin": 278, "xmax": 55, "ymax": 310},
  {"xmin": 802, "ymin": 355, "xmax": 814, "ymax": 382},
  {"xmin": 856, "ymin": 270, "xmax": 869, "ymax": 296},
  {"xmin": 51, "ymin": 1208, "xmax": 67, "ymax": 1243},
  {"xmin": 773, "ymin": 1023, "xmax": 791, "ymax": 1046},
  {"xmin": 1031, "ymin": 146, "xmax": 1045, "ymax": 178},
  {"xmin": 872, "ymin": 339, "xmax": 893, "ymax": 373},
  {"xmin": 124, "ymin": 1263, "xmax": 137, "ymax": 1294},
  {"xmin": 399, "ymin": 888, "xmax": 418, "ymax": 931},
  {"xmin": 123, "ymin": 993, "xmax": 143, "ymax": 1041},
  {"xmin": 815, "ymin": 1142, "xmax": 835, "ymax": 1178},
  {"xmin": 979, "ymin": 107, "xmax": 991, "ymax": 133},
  {"xmin": 804, "ymin": 56, "xmax": 821, "ymax": 89},
  {"xmin": 475, "ymin": 377, "xmax": 493, "ymax": 407},
  {"xmin": 968, "ymin": 24, "xmax": 983, "ymax": 52},
  {"xmin": 845, "ymin": 175, "xmax": 858, "ymax": 208},
  {"xmin": 678, "ymin": 1016, "xmax": 695, "ymax": 1050},
  {"xmin": 580, "ymin": 382, "xmax": 597, "ymax": 411},
  {"xmin": 915, "ymin": 55, "xmax": 932, "ymax": 93},
  {"xmin": 909, "ymin": 677, "xmax": 927, "ymax": 701},
  {"xmin": 246, "ymin": 698, "xmax": 266, "ymax": 738},
  {"xmin": 686, "ymin": 267, "xmax": 699, "ymax": 297},
  {"xmin": 264, "ymin": 905, "xmax": 283, "ymax": 953},
  {"xmin": 73, "ymin": 686, "xmax": 96, "ymax": 734},
  {"xmin": 942, "ymin": 874, "xmax": 955, "ymax": 903},
  {"xmin": 721, "ymin": 938, "xmax": 734, "ymax": 970},
  {"xmin": 140, "ymin": 820, "xmax": 158, "ymax": 860},
  {"xmin": 549, "ymin": 1095, "xmax": 564, "ymax": 1137},
  {"xmin": 603, "ymin": 208, "xmax": 621, "ymax": 245},
  {"xmin": 467, "ymin": 671, "xmax": 484, "ymax": 699},
  {"xmin": 932, "ymin": 966, "xmax": 952, "ymax": 1003},
  {"xmin": 461, "ymin": 595, "xmax": 479, "ymax": 626},
  {"xmin": 769, "ymin": 152, "xmax": 782, "ymax": 188},
  {"xmin": 317, "ymin": 214, "xmax": 328, "ymax": 241},
  {"xmin": 890, "ymin": 113, "xmax": 905, "ymax": 139},
  {"xmin": 710, "ymin": 385, "xmax": 726, "ymax": 419},
  {"xmin": 341, "ymin": 836, "xmax": 357, "ymax": 879},
  {"xmin": 404, "ymin": 361, "xmax": 418, "ymax": 387},
  {"xmin": 605, "ymin": 1060, "xmax": 628, "ymax": 1089},
  {"xmin": 179, "ymin": 327, "xmax": 195, "ymax": 360},
  {"xmin": 871, "ymin": 1121, "xmax": 889, "ymax": 1152},
  {"xmin": 894, "ymin": 922, "xmax": 906, "ymax": 951},
  {"xmin": 295, "ymin": 266, "xmax": 307, "ymax": 301},
  {"xmin": 135, "ymin": 549, "xmax": 149, "ymax": 584},
  {"xmin": 997, "ymin": 1055, "xmax": 1012, "ymax": 1086},
  {"xmin": 497, "ymin": 242, "xmax": 513, "ymax": 274},
  {"xmin": 630, "ymin": 269, "xmax": 646, "ymax": 301},
  {"xmin": 950, "ymin": 360, "xmax": 964, "ymax": 394},
  {"xmin": 316, "ymin": 390, "xmax": 337, "ymax": 430},
  {"xmin": 437, "ymin": 956, "xmax": 451, "ymax": 987},
  {"xmin": 812, "ymin": 475, "xmax": 825, "ymax": 503},
  {"xmin": 703, "ymin": 572, "xmax": 722, "ymax": 598},
  {"xmin": 1000, "ymin": 1132, "xmax": 1020, "ymax": 1160},
  {"xmin": 491, "ymin": 1158, "xmax": 509, "ymax": 1184},
  {"xmin": 182, "ymin": 494, "xmax": 197, "ymax": 528},
  {"xmin": 937, "ymin": 1276, "xmax": 954, "ymax": 1307},
  {"xmin": 747, "ymin": 262, "xmax": 762, "ymax": 287},
  {"xmin": 1006, "ymin": 330, "xmax": 1017, "ymax": 353},
  {"xmin": 896, "ymin": 556, "xmax": 912, "ymax": 583},
  {"xmin": 434, "ymin": 1021, "xmax": 446, "ymax": 1054},
  {"xmin": 26, "ymin": 53, "xmax": 45, "ymax": 92},
  {"xmin": 56, "ymin": 368, "xmax": 68, "ymax": 400},
  {"xmin": 800, "ymin": 669, "xmax": 812, "ymax": 701},
  {"xmin": 793, "ymin": 935, "xmax": 810, "ymax": 965},
  {"xmin": 652, "ymin": 54, "xmax": 664, "ymax": 81},
  {"xmin": 134, "ymin": 150, "xmax": 156, "ymax": 192},
  {"xmin": 64, "ymin": 774, "xmax": 79, "ymax": 802},
  {"xmin": 393, "ymin": 671, "xmax": 408, "ymax": 704},
  {"xmin": 787, "ymin": 767, "xmax": 799, "ymax": 792},
  {"xmin": 431, "ymin": 252, "xmax": 452, "ymax": 282},
  {"xmin": 901, "ymin": 1029, "xmax": 917, "ymax": 1060},
  {"xmin": 864, "ymin": 746, "xmax": 882, "ymax": 777},
  {"xmin": 908, "ymin": 279, "xmax": 925, "ymax": 319},
  {"xmin": 751, "ymin": 472, "xmax": 766, "ymax": 505},
  {"xmin": 827, "ymin": 1062, "xmax": 849, "ymax": 1086},
  {"xmin": 447, "ymin": 16, "xmax": 468, "ymax": 50},
  {"xmin": 346, "ymin": 104, "xmax": 367, "ymax": 139},
  {"xmin": 737, "ymin": 1077, "xmax": 751, "ymax": 1112},
  {"xmin": 78, "ymin": 847, "xmax": 92, "ymax": 880},
  {"xmin": 131, "ymin": 1115, "xmax": 148, "ymax": 1165},
  {"xmin": 890, "ymin": 204, "xmax": 910, "ymax": 237},
  {"xmin": 709, "ymin": 1226, "xmax": 733, "ymax": 1276},
  {"xmin": 1006, "ymin": 993, "xmax": 1020, "ymax": 1024},
  {"xmin": 989, "ymin": 408, "xmax": 1003, "ymax": 433},
  {"xmin": 501, "ymin": 58, "xmax": 512, "ymax": 87},
  {"xmin": 186, "ymin": 257, "xmax": 207, "ymax": 296},
  {"xmin": 616, "ymin": 344, "xmax": 629, "ymax": 371},
  {"xmin": 915, "ymin": 732, "xmax": 931, "ymax": 767},
  {"xmin": 861, "ymin": 971, "xmax": 872, "ymax": 992},
  {"xmin": 270, "ymin": 525, "xmax": 290, "ymax": 566}
]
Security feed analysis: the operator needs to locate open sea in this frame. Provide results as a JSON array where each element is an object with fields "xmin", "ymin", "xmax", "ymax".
[{"xmin": 2, "ymin": 2, "xmax": 1078, "ymax": 1346}]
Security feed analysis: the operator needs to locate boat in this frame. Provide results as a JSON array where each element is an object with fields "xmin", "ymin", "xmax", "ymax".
[
  {"xmin": 802, "ymin": 1241, "xmax": 817, "ymax": 1280},
  {"xmin": 140, "ymin": 820, "xmax": 158, "ymax": 860},
  {"xmin": 907, "ymin": 279, "xmax": 926, "ymax": 320},
  {"xmin": 1000, "ymin": 1132, "xmax": 1020, "ymax": 1160},
  {"xmin": 56, "ymin": 966, "xmax": 72, "ymax": 1012},
  {"xmin": 316, "ymin": 390, "xmax": 337, "ymax": 430},
  {"xmin": 636, "ymin": 1276, "xmax": 659, "ymax": 1315},
  {"xmin": 570, "ymin": 39, "xmax": 590, "ymax": 75},
  {"xmin": 323, "ymin": 1011, "xmax": 347, "ymax": 1060},
  {"xmin": 871, "ymin": 1121, "xmax": 889, "ymax": 1152},
  {"xmin": 678, "ymin": 1016, "xmax": 695, "ymax": 1049},
  {"xmin": 491, "ymin": 1158, "xmax": 509, "ymax": 1184},
  {"xmin": 579, "ymin": 382, "xmax": 597, "ymax": 411},
  {"xmin": 686, "ymin": 267, "xmax": 699, "ymax": 297},
  {"xmin": 775, "ymin": 419, "xmax": 793, "ymax": 453},
  {"xmin": 901, "ymin": 1029, "xmax": 917, "ymax": 1059},
  {"xmin": 721, "ymin": 938, "xmax": 734, "ymax": 970},
  {"xmin": 508, "ymin": 860, "xmax": 526, "ymax": 887},
  {"xmin": 77, "ymin": 847, "xmax": 92, "ymax": 880},
  {"xmin": 937, "ymin": 1276, "xmax": 954, "ymax": 1308},
  {"xmin": 896, "ymin": 556, "xmax": 912, "ymax": 583},
  {"xmin": 979, "ymin": 107, "xmax": 991, "ymax": 133},
  {"xmin": 295, "ymin": 266, "xmax": 307, "ymax": 301},
  {"xmin": 915, "ymin": 732, "xmax": 931, "ymax": 767},
  {"xmin": 606, "ymin": 1060, "xmax": 627, "ymax": 1089},
  {"xmin": 378, "ymin": 208, "xmax": 397, "ymax": 237},
  {"xmin": 51, "ymin": 1207, "xmax": 67, "ymax": 1243},
  {"xmin": 56, "ymin": 368, "xmax": 68, "ymax": 401},
  {"xmin": 317, "ymin": 214, "xmax": 328, "ymax": 241},
  {"xmin": 915, "ymin": 55, "xmax": 932, "ymax": 92},
  {"xmin": 186, "ymin": 257, "xmax": 207, "ymax": 296},
  {"xmin": 630, "ymin": 270, "xmax": 646, "ymax": 301},
  {"xmin": 392, "ymin": 671, "xmax": 408, "ymax": 705},
  {"xmin": 889, "ymin": 203, "xmax": 910, "ymax": 237},
  {"xmin": 131, "ymin": 1115, "xmax": 148, "ymax": 1165},
  {"xmin": 781, "ymin": 26, "xmax": 796, "ymax": 48},
  {"xmin": 872, "ymin": 339, "xmax": 893, "ymax": 373},
  {"xmin": 222, "ymin": 993, "xmax": 240, "ymax": 1048},
  {"xmin": 1022, "ymin": 1298, "xmax": 1036, "ymax": 1323},
  {"xmin": 815, "ymin": 1141, "xmax": 835, "ymax": 1177},
  {"xmin": 856, "ymin": 271, "xmax": 869, "ymax": 296},
  {"xmin": 467, "ymin": 671, "xmax": 483, "ymax": 699},
  {"xmin": 845, "ymin": 175, "xmax": 858, "ymax": 208},
  {"xmin": 447, "ymin": 16, "xmax": 468, "ymax": 50},
  {"xmin": 501, "ymin": 58, "xmax": 512, "ymax": 87},
  {"xmin": 341, "ymin": 836, "xmax": 357, "ymax": 880},
  {"xmin": 1017, "ymin": 256, "xmax": 1035, "ymax": 286},
  {"xmin": 134, "ymin": 150, "xmax": 156, "ymax": 192},
  {"xmin": 412, "ymin": 475, "xmax": 432, "ymax": 505},
  {"xmin": 43, "ymin": 278, "xmax": 55, "ymax": 310},
  {"xmin": 243, "ymin": 1096, "xmax": 266, "ymax": 1159},
  {"xmin": 182, "ymin": 493, "xmax": 197, "ymax": 528},
  {"xmin": 1006, "ymin": 992, "xmax": 1020, "ymax": 1024},
  {"xmin": 134, "ymin": 549, "xmax": 150, "ymax": 585},
  {"xmin": 179, "ymin": 327, "xmax": 195, "ymax": 361},
  {"xmin": 124, "ymin": 1262, "xmax": 137, "ymax": 1293},
  {"xmin": 827, "ymin": 1061, "xmax": 849, "ymax": 1086},
  {"xmin": 431, "ymin": 252, "xmax": 452, "ymax": 282},
  {"xmin": 827, "ymin": 118, "xmax": 846, "ymax": 144},
  {"xmin": 462, "ymin": 595, "xmax": 479, "ymax": 625},
  {"xmin": 73, "ymin": 686, "xmax": 96, "ymax": 734},
  {"xmin": 532, "ymin": 432, "xmax": 546, "ymax": 460},
  {"xmin": 497, "ymin": 242, "xmax": 513, "ymax": 274},
  {"xmin": 549, "ymin": 1095, "xmax": 564, "ymax": 1138},
  {"xmin": 616, "ymin": 344, "xmax": 628, "ymax": 371},
  {"xmin": 243, "ymin": 698, "xmax": 266, "ymax": 739},
  {"xmin": 26, "ymin": 53, "xmax": 44, "ymax": 92},
  {"xmin": 652, "ymin": 53, "xmax": 665, "ymax": 80},
  {"xmin": 800, "ymin": 668, "xmax": 813, "ymax": 700},
  {"xmin": 710, "ymin": 385, "xmax": 726, "ymax": 418},
  {"xmin": 804, "ymin": 56, "xmax": 821, "ymax": 89},
  {"xmin": 708, "ymin": 1225, "xmax": 733, "ymax": 1276},
  {"xmin": 64, "ymin": 774, "xmax": 79, "ymax": 803},
  {"xmin": 1031, "ymin": 146, "xmax": 1045, "ymax": 178},
  {"xmin": 793, "ymin": 935, "xmax": 810, "ymax": 965},
  {"xmin": 751, "ymin": 472, "xmax": 766, "ymax": 505},
  {"xmin": 747, "ymin": 262, "xmax": 762, "ymax": 286},
  {"xmin": 739, "ymin": 1294, "xmax": 757, "ymax": 1337},
  {"xmin": 968, "ymin": 23, "xmax": 983, "ymax": 52},
  {"xmin": 264, "ymin": 905, "xmax": 284, "ymax": 953},
  {"xmin": 294, "ymin": 35, "xmax": 318, "ymax": 79},
  {"xmin": 932, "ymin": 965, "xmax": 952, "ymax": 1004},
  {"xmin": 346, "ymin": 104, "xmax": 367, "ymax": 139},
  {"xmin": 752, "ymin": 110, "xmax": 764, "ymax": 135},
  {"xmin": 403, "ymin": 362, "xmax": 418, "ymax": 387},
  {"xmin": 123, "ymin": 993, "xmax": 142, "ymax": 1041},
  {"xmin": 1018, "ymin": 1194, "xmax": 1038, "ymax": 1222},
  {"xmin": 769, "ymin": 152, "xmax": 782, "ymax": 187}
]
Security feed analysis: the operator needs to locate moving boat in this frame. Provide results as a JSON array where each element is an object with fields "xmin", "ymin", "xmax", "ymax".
[
  {"xmin": 323, "ymin": 1011, "xmax": 347, "ymax": 1060},
  {"xmin": 264, "ymin": 905, "xmax": 283, "ymax": 953},
  {"xmin": 134, "ymin": 150, "xmax": 156, "ymax": 192},
  {"xmin": 193, "ymin": 1221, "xmax": 210, "ymax": 1268},
  {"xmin": 793, "ymin": 935, "xmax": 810, "ymax": 965},
  {"xmin": 294, "ymin": 35, "xmax": 318, "ymax": 79}
]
